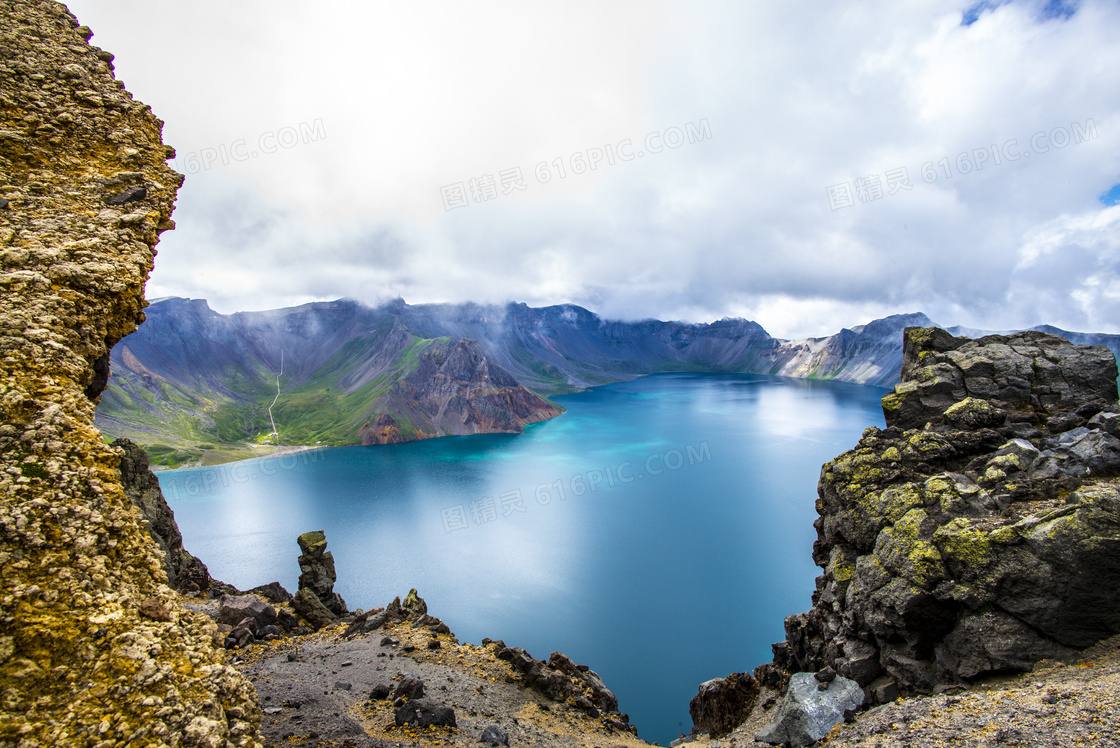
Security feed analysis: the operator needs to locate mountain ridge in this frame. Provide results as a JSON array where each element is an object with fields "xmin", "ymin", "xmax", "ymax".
[{"xmin": 95, "ymin": 297, "xmax": 1120, "ymax": 467}]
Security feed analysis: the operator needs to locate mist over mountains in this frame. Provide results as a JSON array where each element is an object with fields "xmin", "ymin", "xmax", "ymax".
[{"xmin": 95, "ymin": 297, "xmax": 1120, "ymax": 467}]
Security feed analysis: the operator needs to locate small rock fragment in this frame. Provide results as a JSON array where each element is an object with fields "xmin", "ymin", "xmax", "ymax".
[{"xmin": 481, "ymin": 724, "xmax": 509, "ymax": 746}]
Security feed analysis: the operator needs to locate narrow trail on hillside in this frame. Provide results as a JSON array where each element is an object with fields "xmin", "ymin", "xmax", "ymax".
[{"xmin": 268, "ymin": 350, "xmax": 283, "ymax": 445}]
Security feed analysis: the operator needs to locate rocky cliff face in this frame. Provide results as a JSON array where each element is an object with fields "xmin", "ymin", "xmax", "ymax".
[
  {"xmin": 771, "ymin": 313, "xmax": 938, "ymax": 386},
  {"xmin": 775, "ymin": 327, "xmax": 1120, "ymax": 702},
  {"xmin": 0, "ymin": 2, "xmax": 259, "ymax": 745},
  {"xmin": 360, "ymin": 338, "xmax": 564, "ymax": 445},
  {"xmin": 115, "ymin": 438, "xmax": 212, "ymax": 594}
]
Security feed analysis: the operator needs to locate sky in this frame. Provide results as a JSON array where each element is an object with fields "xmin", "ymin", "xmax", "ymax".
[{"xmin": 66, "ymin": 0, "xmax": 1120, "ymax": 339}]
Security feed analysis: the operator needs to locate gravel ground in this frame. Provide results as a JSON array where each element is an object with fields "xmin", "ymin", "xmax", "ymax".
[
  {"xmin": 234, "ymin": 617, "xmax": 652, "ymax": 748},
  {"xmin": 673, "ymin": 636, "xmax": 1120, "ymax": 748},
  {"xmin": 818, "ymin": 635, "xmax": 1120, "ymax": 748},
  {"xmin": 228, "ymin": 604, "xmax": 1120, "ymax": 748}
]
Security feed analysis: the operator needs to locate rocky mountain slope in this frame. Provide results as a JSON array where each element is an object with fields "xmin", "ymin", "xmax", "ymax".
[
  {"xmin": 771, "ymin": 313, "xmax": 940, "ymax": 385},
  {"xmin": 357, "ymin": 337, "xmax": 562, "ymax": 445},
  {"xmin": 94, "ymin": 297, "xmax": 563, "ymax": 465},
  {"xmin": 0, "ymin": 2, "xmax": 259, "ymax": 745}
]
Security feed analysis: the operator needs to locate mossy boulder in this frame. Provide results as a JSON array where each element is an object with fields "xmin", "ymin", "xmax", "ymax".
[
  {"xmin": 403, "ymin": 587, "xmax": 428, "ymax": 617},
  {"xmin": 944, "ymin": 397, "xmax": 1006, "ymax": 429},
  {"xmin": 296, "ymin": 530, "xmax": 347, "ymax": 615}
]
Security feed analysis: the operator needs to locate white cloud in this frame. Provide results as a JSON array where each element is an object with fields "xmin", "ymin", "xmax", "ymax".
[
  {"xmin": 67, "ymin": 0, "xmax": 1120, "ymax": 338},
  {"xmin": 1006, "ymin": 204, "xmax": 1120, "ymax": 331}
]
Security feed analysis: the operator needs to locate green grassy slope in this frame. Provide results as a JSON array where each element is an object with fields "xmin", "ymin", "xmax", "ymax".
[{"xmin": 96, "ymin": 333, "xmax": 454, "ymax": 468}]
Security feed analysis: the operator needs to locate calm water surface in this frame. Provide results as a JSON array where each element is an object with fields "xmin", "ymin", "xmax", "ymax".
[{"xmin": 159, "ymin": 373, "xmax": 886, "ymax": 744}]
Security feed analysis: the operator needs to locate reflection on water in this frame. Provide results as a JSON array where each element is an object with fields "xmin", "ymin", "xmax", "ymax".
[{"xmin": 159, "ymin": 372, "xmax": 886, "ymax": 745}]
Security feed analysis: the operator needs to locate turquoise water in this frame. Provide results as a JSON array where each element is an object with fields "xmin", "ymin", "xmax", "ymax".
[{"xmin": 158, "ymin": 373, "xmax": 886, "ymax": 744}]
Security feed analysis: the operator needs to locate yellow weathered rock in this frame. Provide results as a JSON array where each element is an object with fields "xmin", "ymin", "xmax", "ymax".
[{"xmin": 0, "ymin": 1, "xmax": 260, "ymax": 745}]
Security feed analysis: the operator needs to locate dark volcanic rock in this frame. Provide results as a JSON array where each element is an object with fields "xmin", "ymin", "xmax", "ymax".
[
  {"xmin": 341, "ymin": 591, "xmax": 434, "ymax": 639},
  {"xmin": 276, "ymin": 608, "xmax": 298, "ymax": 632},
  {"xmin": 297, "ymin": 530, "xmax": 347, "ymax": 615},
  {"xmin": 884, "ymin": 328, "xmax": 1118, "ymax": 431},
  {"xmin": 246, "ymin": 581, "xmax": 293, "ymax": 603},
  {"xmin": 496, "ymin": 646, "xmax": 620, "ymax": 714},
  {"xmin": 105, "ymin": 185, "xmax": 146, "ymax": 205},
  {"xmin": 218, "ymin": 595, "xmax": 277, "ymax": 630},
  {"xmin": 393, "ymin": 698, "xmax": 456, "ymax": 727},
  {"xmin": 391, "ymin": 675, "xmax": 425, "ymax": 700},
  {"xmin": 548, "ymin": 651, "xmax": 619, "ymax": 712},
  {"xmin": 291, "ymin": 588, "xmax": 337, "ymax": 630},
  {"xmin": 773, "ymin": 328, "xmax": 1120, "ymax": 704},
  {"xmin": 343, "ymin": 606, "xmax": 392, "ymax": 637},
  {"xmin": 934, "ymin": 610, "xmax": 1076, "ymax": 679},
  {"xmin": 689, "ymin": 671, "xmax": 760, "ymax": 738},
  {"xmin": 1090, "ymin": 410, "xmax": 1120, "ymax": 437},
  {"xmin": 114, "ymin": 438, "xmax": 212, "ymax": 593},
  {"xmin": 481, "ymin": 724, "xmax": 510, "ymax": 746}
]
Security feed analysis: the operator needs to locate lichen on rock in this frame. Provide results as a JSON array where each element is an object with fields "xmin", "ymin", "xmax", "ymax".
[
  {"xmin": 296, "ymin": 529, "xmax": 347, "ymax": 617},
  {"xmin": 775, "ymin": 327, "xmax": 1120, "ymax": 704},
  {"xmin": 0, "ymin": 1, "xmax": 260, "ymax": 744}
]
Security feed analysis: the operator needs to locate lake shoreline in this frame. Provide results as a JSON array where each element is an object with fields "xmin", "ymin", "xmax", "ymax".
[{"xmin": 149, "ymin": 442, "xmax": 329, "ymax": 472}]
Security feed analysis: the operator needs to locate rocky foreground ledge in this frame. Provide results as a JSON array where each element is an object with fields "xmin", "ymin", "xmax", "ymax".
[
  {"xmin": 115, "ymin": 442, "xmax": 644, "ymax": 746},
  {"xmin": 151, "ymin": 521, "xmax": 646, "ymax": 746},
  {"xmin": 194, "ymin": 590, "xmax": 649, "ymax": 748}
]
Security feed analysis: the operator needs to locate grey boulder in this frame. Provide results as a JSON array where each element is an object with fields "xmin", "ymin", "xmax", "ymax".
[
  {"xmin": 218, "ymin": 595, "xmax": 277, "ymax": 629},
  {"xmin": 756, "ymin": 672, "xmax": 864, "ymax": 747}
]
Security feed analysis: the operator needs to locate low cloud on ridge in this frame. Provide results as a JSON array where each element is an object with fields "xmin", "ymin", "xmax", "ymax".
[{"xmin": 68, "ymin": 0, "xmax": 1120, "ymax": 339}]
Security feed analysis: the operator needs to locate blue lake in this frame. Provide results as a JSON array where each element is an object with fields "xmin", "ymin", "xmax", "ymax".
[{"xmin": 158, "ymin": 373, "xmax": 887, "ymax": 745}]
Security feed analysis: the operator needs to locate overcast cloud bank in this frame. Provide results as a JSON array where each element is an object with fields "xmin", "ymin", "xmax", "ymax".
[{"xmin": 67, "ymin": 0, "xmax": 1120, "ymax": 338}]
